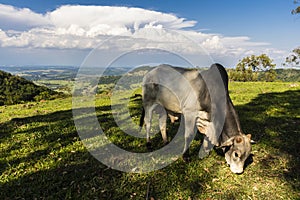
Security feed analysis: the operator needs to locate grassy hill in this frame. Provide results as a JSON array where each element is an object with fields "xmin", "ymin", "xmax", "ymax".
[
  {"xmin": 0, "ymin": 70, "xmax": 63, "ymax": 105},
  {"xmin": 0, "ymin": 81, "xmax": 299, "ymax": 199}
]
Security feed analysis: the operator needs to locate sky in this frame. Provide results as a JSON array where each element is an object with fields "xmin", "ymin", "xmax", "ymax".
[{"xmin": 0, "ymin": 0, "xmax": 299, "ymax": 68}]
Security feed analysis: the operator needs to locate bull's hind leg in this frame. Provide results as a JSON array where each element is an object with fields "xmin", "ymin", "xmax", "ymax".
[
  {"xmin": 144, "ymin": 104, "xmax": 157, "ymax": 149},
  {"xmin": 157, "ymin": 107, "xmax": 168, "ymax": 145}
]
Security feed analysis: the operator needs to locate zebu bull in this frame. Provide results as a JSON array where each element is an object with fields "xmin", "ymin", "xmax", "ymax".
[{"xmin": 140, "ymin": 64, "xmax": 253, "ymax": 174}]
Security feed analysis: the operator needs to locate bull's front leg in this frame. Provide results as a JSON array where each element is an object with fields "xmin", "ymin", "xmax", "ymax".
[
  {"xmin": 199, "ymin": 136, "xmax": 214, "ymax": 159},
  {"xmin": 199, "ymin": 122, "xmax": 217, "ymax": 159},
  {"xmin": 182, "ymin": 112, "xmax": 197, "ymax": 162}
]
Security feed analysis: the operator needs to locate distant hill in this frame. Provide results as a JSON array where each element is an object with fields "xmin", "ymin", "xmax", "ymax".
[
  {"xmin": 275, "ymin": 68, "xmax": 300, "ymax": 82},
  {"xmin": 0, "ymin": 70, "xmax": 63, "ymax": 105}
]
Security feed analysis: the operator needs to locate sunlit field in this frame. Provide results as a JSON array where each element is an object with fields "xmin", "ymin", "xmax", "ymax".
[{"xmin": 0, "ymin": 82, "xmax": 299, "ymax": 199}]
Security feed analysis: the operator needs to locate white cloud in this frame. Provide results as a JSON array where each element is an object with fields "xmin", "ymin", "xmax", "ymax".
[
  {"xmin": 48, "ymin": 5, "xmax": 196, "ymax": 32},
  {"xmin": 0, "ymin": 4, "xmax": 51, "ymax": 30},
  {"xmin": 0, "ymin": 5, "xmax": 198, "ymax": 49},
  {"xmin": 202, "ymin": 35, "xmax": 224, "ymax": 51},
  {"xmin": 0, "ymin": 4, "xmax": 287, "ymax": 66}
]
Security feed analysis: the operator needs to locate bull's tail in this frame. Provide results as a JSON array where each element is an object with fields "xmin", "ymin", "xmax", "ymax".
[{"xmin": 139, "ymin": 107, "xmax": 145, "ymax": 131}]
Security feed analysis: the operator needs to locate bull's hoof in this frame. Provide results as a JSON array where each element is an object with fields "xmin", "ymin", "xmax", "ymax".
[
  {"xmin": 198, "ymin": 148, "xmax": 210, "ymax": 159},
  {"xmin": 146, "ymin": 142, "xmax": 153, "ymax": 151}
]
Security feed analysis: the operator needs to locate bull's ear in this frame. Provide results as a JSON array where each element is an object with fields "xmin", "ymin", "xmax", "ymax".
[
  {"xmin": 220, "ymin": 137, "xmax": 235, "ymax": 147},
  {"xmin": 246, "ymin": 134, "xmax": 256, "ymax": 144}
]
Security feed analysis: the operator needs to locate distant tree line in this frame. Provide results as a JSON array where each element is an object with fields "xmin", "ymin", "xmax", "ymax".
[
  {"xmin": 229, "ymin": 54, "xmax": 277, "ymax": 82},
  {"xmin": 0, "ymin": 70, "xmax": 63, "ymax": 105}
]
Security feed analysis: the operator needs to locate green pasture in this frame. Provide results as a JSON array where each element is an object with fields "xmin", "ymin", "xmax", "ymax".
[
  {"xmin": 0, "ymin": 82, "xmax": 299, "ymax": 199},
  {"xmin": 34, "ymin": 80, "xmax": 74, "ymax": 94}
]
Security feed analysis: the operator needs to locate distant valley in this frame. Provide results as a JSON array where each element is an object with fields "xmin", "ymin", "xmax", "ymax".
[{"xmin": 0, "ymin": 65, "xmax": 299, "ymax": 97}]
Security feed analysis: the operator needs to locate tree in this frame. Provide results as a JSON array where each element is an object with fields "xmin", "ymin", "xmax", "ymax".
[
  {"xmin": 284, "ymin": 47, "xmax": 300, "ymax": 67},
  {"xmin": 232, "ymin": 54, "xmax": 276, "ymax": 82},
  {"xmin": 292, "ymin": 0, "xmax": 300, "ymax": 14}
]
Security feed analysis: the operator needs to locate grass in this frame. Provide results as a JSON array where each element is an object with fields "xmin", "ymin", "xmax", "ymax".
[{"xmin": 0, "ymin": 82, "xmax": 300, "ymax": 199}]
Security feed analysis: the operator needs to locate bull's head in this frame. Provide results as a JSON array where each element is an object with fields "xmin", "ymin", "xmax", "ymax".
[{"xmin": 221, "ymin": 134, "xmax": 253, "ymax": 174}]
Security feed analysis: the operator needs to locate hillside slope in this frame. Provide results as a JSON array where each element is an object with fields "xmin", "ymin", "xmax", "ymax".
[{"xmin": 0, "ymin": 70, "xmax": 62, "ymax": 105}]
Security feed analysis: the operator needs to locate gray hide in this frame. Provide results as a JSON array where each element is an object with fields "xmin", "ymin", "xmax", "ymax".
[{"xmin": 141, "ymin": 64, "xmax": 252, "ymax": 173}]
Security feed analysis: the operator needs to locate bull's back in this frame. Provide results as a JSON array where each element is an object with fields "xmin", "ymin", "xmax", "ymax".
[{"xmin": 142, "ymin": 65, "xmax": 200, "ymax": 113}]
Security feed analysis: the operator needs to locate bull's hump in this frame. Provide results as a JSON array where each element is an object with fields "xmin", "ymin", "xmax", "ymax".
[
  {"xmin": 156, "ymin": 65, "xmax": 198, "ymax": 74},
  {"xmin": 183, "ymin": 69, "xmax": 200, "ymax": 81}
]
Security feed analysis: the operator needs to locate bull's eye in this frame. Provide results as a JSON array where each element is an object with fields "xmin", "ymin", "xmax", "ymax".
[{"xmin": 234, "ymin": 152, "xmax": 239, "ymax": 158}]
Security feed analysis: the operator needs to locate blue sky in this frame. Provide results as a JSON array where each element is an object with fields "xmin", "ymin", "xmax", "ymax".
[{"xmin": 0, "ymin": 0, "xmax": 299, "ymax": 67}]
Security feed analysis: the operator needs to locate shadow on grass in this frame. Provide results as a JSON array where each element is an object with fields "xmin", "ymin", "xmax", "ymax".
[
  {"xmin": 236, "ymin": 89, "xmax": 300, "ymax": 192},
  {"xmin": 0, "ymin": 89, "xmax": 299, "ymax": 199}
]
